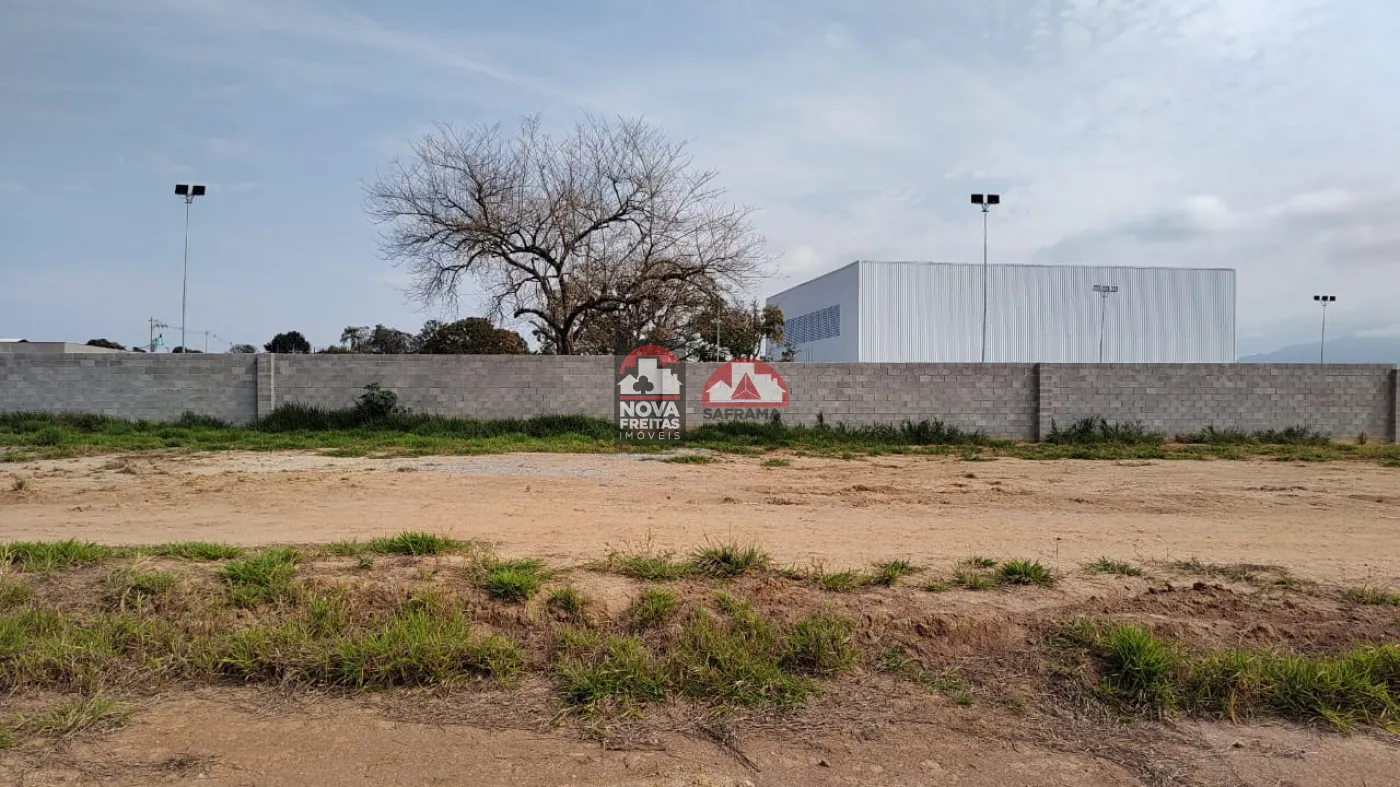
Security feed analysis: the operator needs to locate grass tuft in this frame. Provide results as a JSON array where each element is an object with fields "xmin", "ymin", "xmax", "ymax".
[
  {"xmin": 106, "ymin": 568, "xmax": 177, "ymax": 609},
  {"xmin": 609, "ymin": 550, "xmax": 692, "ymax": 581},
  {"xmin": 139, "ymin": 541, "xmax": 244, "ymax": 561},
  {"xmin": 999, "ymin": 559, "xmax": 1054, "ymax": 587},
  {"xmin": 1046, "ymin": 417, "xmax": 1165, "ymax": 446},
  {"xmin": 1063, "ymin": 620, "xmax": 1400, "ymax": 730},
  {"xmin": 760, "ymin": 458, "xmax": 792, "ymax": 468},
  {"xmin": 0, "ymin": 576, "xmax": 33, "ymax": 609},
  {"xmin": 2, "ymin": 540, "xmax": 121, "ymax": 572},
  {"xmin": 483, "ymin": 558, "xmax": 549, "ymax": 602},
  {"xmin": 546, "ymin": 586, "xmax": 589, "ymax": 619},
  {"xmin": 558, "ymin": 634, "xmax": 669, "ymax": 708},
  {"xmin": 1344, "ymin": 587, "xmax": 1400, "ymax": 606},
  {"xmin": 815, "ymin": 569, "xmax": 865, "ymax": 593},
  {"xmin": 782, "ymin": 615, "xmax": 858, "ymax": 676},
  {"xmin": 630, "ymin": 588, "xmax": 680, "ymax": 629},
  {"xmin": 964, "ymin": 556, "xmax": 997, "ymax": 569},
  {"xmin": 1086, "ymin": 557, "xmax": 1144, "ymax": 577},
  {"xmin": 329, "ymin": 607, "xmax": 523, "ymax": 687},
  {"xmin": 23, "ymin": 695, "xmax": 131, "ymax": 739},
  {"xmin": 368, "ymin": 531, "xmax": 459, "ymax": 556},
  {"xmin": 220, "ymin": 548, "xmax": 301, "ymax": 607},
  {"xmin": 869, "ymin": 559, "xmax": 921, "ymax": 587},
  {"xmin": 952, "ymin": 569, "xmax": 1000, "ymax": 590},
  {"xmin": 689, "ymin": 540, "xmax": 771, "ymax": 578}
]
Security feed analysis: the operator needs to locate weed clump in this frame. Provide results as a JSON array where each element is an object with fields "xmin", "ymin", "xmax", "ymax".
[
  {"xmin": 609, "ymin": 550, "xmax": 691, "ymax": 581},
  {"xmin": 483, "ymin": 558, "xmax": 549, "ymax": 602},
  {"xmin": 689, "ymin": 541, "xmax": 770, "ymax": 578},
  {"xmin": 783, "ymin": 615, "xmax": 858, "ymax": 676},
  {"xmin": 1062, "ymin": 620, "xmax": 1400, "ymax": 730},
  {"xmin": 1047, "ymin": 417, "xmax": 1164, "ymax": 446},
  {"xmin": 1086, "ymin": 558, "xmax": 1143, "ymax": 577},
  {"xmin": 998, "ymin": 560, "xmax": 1054, "ymax": 587},
  {"xmin": 629, "ymin": 588, "xmax": 679, "ymax": 629},
  {"xmin": 869, "ymin": 559, "xmax": 921, "ymax": 587},
  {"xmin": 2, "ymin": 540, "xmax": 121, "ymax": 572},
  {"xmin": 558, "ymin": 635, "xmax": 668, "ymax": 708},
  {"xmin": 368, "ymin": 532, "xmax": 460, "ymax": 556},
  {"xmin": 546, "ymin": 586, "xmax": 589, "ymax": 620},
  {"xmin": 22, "ymin": 695, "xmax": 131, "ymax": 739},
  {"xmin": 140, "ymin": 542, "xmax": 244, "ymax": 561},
  {"xmin": 106, "ymin": 568, "xmax": 177, "ymax": 609},
  {"xmin": 1344, "ymin": 587, "xmax": 1400, "ymax": 606},
  {"xmin": 221, "ymin": 548, "xmax": 301, "ymax": 607}
]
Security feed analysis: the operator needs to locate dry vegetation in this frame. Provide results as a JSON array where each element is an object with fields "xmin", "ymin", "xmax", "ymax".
[{"xmin": 3, "ymin": 533, "xmax": 1399, "ymax": 770}]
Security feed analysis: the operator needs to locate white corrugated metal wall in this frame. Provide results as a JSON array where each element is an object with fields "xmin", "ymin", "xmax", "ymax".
[
  {"xmin": 764, "ymin": 263, "xmax": 861, "ymax": 361},
  {"xmin": 767, "ymin": 260, "xmax": 1234, "ymax": 363},
  {"xmin": 859, "ymin": 261, "xmax": 1235, "ymax": 363}
]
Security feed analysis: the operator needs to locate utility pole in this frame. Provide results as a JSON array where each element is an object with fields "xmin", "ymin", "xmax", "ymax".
[
  {"xmin": 1093, "ymin": 284, "xmax": 1119, "ymax": 363},
  {"xmin": 1313, "ymin": 295, "xmax": 1336, "ymax": 363},
  {"xmin": 148, "ymin": 318, "xmax": 170, "ymax": 353},
  {"xmin": 970, "ymin": 193, "xmax": 1001, "ymax": 362}
]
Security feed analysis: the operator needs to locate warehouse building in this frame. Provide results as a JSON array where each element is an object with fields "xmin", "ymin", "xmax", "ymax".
[{"xmin": 766, "ymin": 261, "xmax": 1236, "ymax": 363}]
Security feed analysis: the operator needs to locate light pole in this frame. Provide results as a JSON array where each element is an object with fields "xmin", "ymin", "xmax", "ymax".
[
  {"xmin": 1093, "ymin": 284, "xmax": 1119, "ymax": 363},
  {"xmin": 1313, "ymin": 295, "xmax": 1336, "ymax": 363},
  {"xmin": 174, "ymin": 184, "xmax": 206, "ymax": 354},
  {"xmin": 970, "ymin": 193, "xmax": 1000, "ymax": 363}
]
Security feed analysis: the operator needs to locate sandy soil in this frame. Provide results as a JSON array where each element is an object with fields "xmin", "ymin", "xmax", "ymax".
[
  {"xmin": 4, "ymin": 451, "xmax": 1400, "ymax": 786},
  {"xmin": 3, "ymin": 451, "xmax": 1399, "ymax": 584},
  {"xmin": 5, "ymin": 688, "xmax": 1399, "ymax": 787}
]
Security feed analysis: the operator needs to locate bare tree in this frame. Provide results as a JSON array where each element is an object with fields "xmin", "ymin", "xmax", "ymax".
[{"xmin": 366, "ymin": 115, "xmax": 768, "ymax": 355}]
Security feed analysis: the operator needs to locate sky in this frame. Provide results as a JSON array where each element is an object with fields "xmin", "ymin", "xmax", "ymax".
[{"xmin": 2, "ymin": 0, "xmax": 1398, "ymax": 356}]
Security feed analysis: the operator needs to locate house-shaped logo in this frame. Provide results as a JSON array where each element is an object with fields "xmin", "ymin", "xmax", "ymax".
[
  {"xmin": 614, "ymin": 345, "xmax": 685, "ymax": 441},
  {"xmin": 702, "ymin": 360, "xmax": 789, "ymax": 408}
]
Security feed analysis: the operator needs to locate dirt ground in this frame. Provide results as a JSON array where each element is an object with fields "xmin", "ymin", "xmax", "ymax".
[
  {"xmin": 3, "ymin": 451, "xmax": 1399, "ymax": 584},
  {"xmin": 8, "ymin": 687, "xmax": 1400, "ymax": 787},
  {"xmin": 3, "ymin": 451, "xmax": 1400, "ymax": 786}
]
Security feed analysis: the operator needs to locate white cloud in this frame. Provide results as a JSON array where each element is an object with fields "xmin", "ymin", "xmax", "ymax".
[{"xmin": 4, "ymin": 0, "xmax": 1398, "ymax": 355}]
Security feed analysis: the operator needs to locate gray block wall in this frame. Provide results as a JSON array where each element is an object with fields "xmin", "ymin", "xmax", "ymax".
[
  {"xmin": 0, "ymin": 353, "xmax": 1395, "ymax": 443},
  {"xmin": 685, "ymin": 363, "xmax": 1040, "ymax": 440},
  {"xmin": 0, "ymin": 354, "xmax": 258, "ymax": 424},
  {"xmin": 272, "ymin": 355, "xmax": 615, "ymax": 420},
  {"xmin": 1039, "ymin": 364, "xmax": 1397, "ymax": 441}
]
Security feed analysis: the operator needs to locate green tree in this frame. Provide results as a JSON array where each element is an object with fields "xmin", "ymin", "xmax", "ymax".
[
  {"xmin": 264, "ymin": 331, "xmax": 311, "ymax": 354},
  {"xmin": 85, "ymin": 338, "xmax": 126, "ymax": 350},
  {"xmin": 416, "ymin": 318, "xmax": 527, "ymax": 354},
  {"xmin": 684, "ymin": 301, "xmax": 785, "ymax": 361}
]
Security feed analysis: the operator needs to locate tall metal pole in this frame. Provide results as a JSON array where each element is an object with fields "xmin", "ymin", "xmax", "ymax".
[
  {"xmin": 181, "ymin": 198, "xmax": 191, "ymax": 353},
  {"xmin": 1313, "ymin": 295, "xmax": 1336, "ymax": 364},
  {"xmin": 1099, "ymin": 291, "xmax": 1108, "ymax": 364},
  {"xmin": 981, "ymin": 206, "xmax": 988, "ymax": 364},
  {"xmin": 1319, "ymin": 301, "xmax": 1328, "ymax": 364}
]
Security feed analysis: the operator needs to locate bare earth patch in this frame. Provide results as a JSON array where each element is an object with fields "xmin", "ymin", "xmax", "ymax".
[{"xmin": 3, "ymin": 451, "xmax": 1400, "ymax": 786}]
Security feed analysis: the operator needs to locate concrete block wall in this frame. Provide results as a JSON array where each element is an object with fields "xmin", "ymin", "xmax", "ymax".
[
  {"xmin": 271, "ymin": 355, "xmax": 615, "ymax": 420},
  {"xmin": 0, "ymin": 353, "xmax": 1395, "ymax": 442},
  {"xmin": 1039, "ymin": 364, "xmax": 1396, "ymax": 440},
  {"xmin": 684, "ymin": 363, "xmax": 1040, "ymax": 440},
  {"xmin": 0, "ymin": 353, "xmax": 258, "ymax": 424}
]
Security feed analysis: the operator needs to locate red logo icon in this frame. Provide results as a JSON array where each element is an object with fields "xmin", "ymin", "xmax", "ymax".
[{"xmin": 701, "ymin": 360, "xmax": 789, "ymax": 407}]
